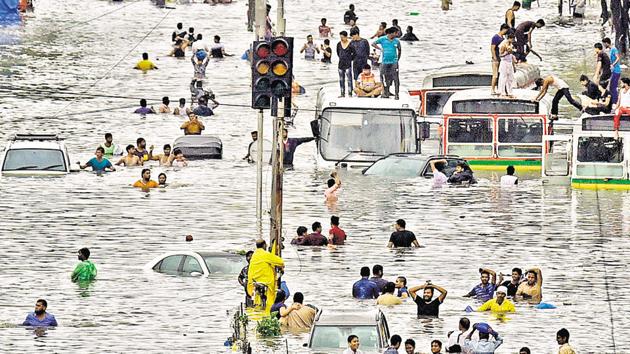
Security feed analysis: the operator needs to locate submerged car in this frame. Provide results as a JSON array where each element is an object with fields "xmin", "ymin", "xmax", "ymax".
[
  {"xmin": 173, "ymin": 135, "xmax": 222, "ymax": 160},
  {"xmin": 306, "ymin": 309, "xmax": 390, "ymax": 353},
  {"xmin": 362, "ymin": 153, "xmax": 470, "ymax": 178},
  {"xmin": 145, "ymin": 251, "xmax": 246, "ymax": 277},
  {"xmin": 1, "ymin": 134, "xmax": 72, "ymax": 176}
]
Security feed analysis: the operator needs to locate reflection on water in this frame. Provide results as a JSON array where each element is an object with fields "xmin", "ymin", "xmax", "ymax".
[{"xmin": 0, "ymin": 0, "xmax": 627, "ymax": 352}]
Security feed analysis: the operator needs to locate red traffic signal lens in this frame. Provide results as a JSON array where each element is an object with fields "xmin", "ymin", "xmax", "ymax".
[
  {"xmin": 254, "ymin": 95, "xmax": 270, "ymax": 107},
  {"xmin": 255, "ymin": 43, "xmax": 270, "ymax": 58},
  {"xmin": 256, "ymin": 61, "xmax": 270, "ymax": 75},
  {"xmin": 255, "ymin": 77, "xmax": 270, "ymax": 91},
  {"xmin": 271, "ymin": 39, "xmax": 289, "ymax": 56},
  {"xmin": 271, "ymin": 80, "xmax": 290, "ymax": 97},
  {"xmin": 271, "ymin": 60, "xmax": 288, "ymax": 76}
]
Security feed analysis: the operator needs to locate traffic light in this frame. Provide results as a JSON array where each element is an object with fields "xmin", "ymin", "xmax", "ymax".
[{"xmin": 251, "ymin": 37, "xmax": 293, "ymax": 110}]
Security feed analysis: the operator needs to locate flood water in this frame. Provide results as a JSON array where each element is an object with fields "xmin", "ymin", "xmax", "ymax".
[{"xmin": 0, "ymin": 0, "xmax": 628, "ymax": 352}]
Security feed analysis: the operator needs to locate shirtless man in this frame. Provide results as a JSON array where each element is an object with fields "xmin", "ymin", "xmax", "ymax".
[
  {"xmin": 324, "ymin": 171, "xmax": 341, "ymax": 202},
  {"xmin": 515, "ymin": 268, "xmax": 543, "ymax": 303},
  {"xmin": 116, "ymin": 145, "xmax": 143, "ymax": 167},
  {"xmin": 354, "ymin": 64, "xmax": 383, "ymax": 97},
  {"xmin": 170, "ymin": 148, "xmax": 189, "ymax": 167},
  {"xmin": 151, "ymin": 144, "xmax": 172, "ymax": 166}
]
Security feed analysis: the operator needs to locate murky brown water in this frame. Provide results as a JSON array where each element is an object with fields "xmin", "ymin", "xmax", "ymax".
[{"xmin": 0, "ymin": 0, "xmax": 627, "ymax": 352}]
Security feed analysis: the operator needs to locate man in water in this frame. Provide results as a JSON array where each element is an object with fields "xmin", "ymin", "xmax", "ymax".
[
  {"xmin": 557, "ymin": 328, "xmax": 576, "ymax": 354},
  {"xmin": 170, "ymin": 38, "xmax": 188, "ymax": 57},
  {"xmin": 71, "ymin": 247, "xmax": 97, "ymax": 282},
  {"xmin": 192, "ymin": 97, "xmax": 219, "ymax": 117},
  {"xmin": 282, "ymin": 128, "xmax": 315, "ymax": 169},
  {"xmin": 243, "ymin": 131, "xmax": 258, "ymax": 162},
  {"xmin": 395, "ymin": 276, "xmax": 409, "ymax": 298},
  {"xmin": 22, "ymin": 299, "xmax": 58, "ymax": 327},
  {"xmin": 296, "ymin": 222, "xmax": 328, "ymax": 246},
  {"xmin": 504, "ymin": 1, "xmax": 520, "ymax": 31},
  {"xmin": 100, "ymin": 133, "xmax": 120, "ymax": 157},
  {"xmin": 464, "ymin": 268, "xmax": 497, "ymax": 302},
  {"xmin": 477, "ymin": 286, "xmax": 515, "ymax": 313},
  {"xmin": 388, "ymin": 219, "xmax": 419, "ymax": 248},
  {"xmin": 299, "ymin": 35, "xmax": 319, "ymax": 60},
  {"xmin": 350, "ymin": 28, "xmax": 370, "ymax": 80},
  {"xmin": 181, "ymin": 113, "xmax": 205, "ymax": 135},
  {"xmin": 191, "ymin": 50, "xmax": 210, "ymax": 79},
  {"xmin": 430, "ymin": 340, "xmax": 442, "ymax": 354},
  {"xmin": 447, "ymin": 163, "xmax": 475, "ymax": 184},
  {"xmin": 429, "ymin": 159, "xmax": 448, "ymax": 187},
  {"xmin": 372, "ymin": 27, "xmax": 402, "ymax": 99},
  {"xmin": 171, "ymin": 148, "xmax": 189, "ymax": 167},
  {"xmin": 515, "ymin": 268, "xmax": 543, "ymax": 303},
  {"xmin": 603, "ymin": 37, "xmax": 622, "ymax": 104},
  {"xmin": 210, "ymin": 35, "xmax": 233, "ymax": 58},
  {"xmin": 150, "ymin": 144, "xmax": 172, "ymax": 166},
  {"xmin": 463, "ymin": 323, "xmax": 503, "ymax": 353},
  {"xmin": 238, "ymin": 250, "xmax": 254, "ymax": 305},
  {"xmin": 191, "ymin": 34, "xmax": 209, "ymax": 54},
  {"xmin": 593, "ymin": 42, "xmax": 612, "ymax": 87},
  {"xmin": 158, "ymin": 97, "xmax": 171, "ymax": 113},
  {"xmin": 158, "ymin": 173, "xmax": 167, "ymax": 187},
  {"xmin": 78, "ymin": 147, "xmax": 116, "ymax": 172},
  {"xmin": 446, "ymin": 317, "xmax": 470, "ymax": 353},
  {"xmin": 324, "ymin": 171, "xmax": 342, "ymax": 202},
  {"xmin": 173, "ymin": 98, "xmax": 190, "ymax": 117},
  {"xmin": 391, "ymin": 19, "xmax": 402, "ymax": 37},
  {"xmin": 404, "ymin": 339, "xmax": 417, "ymax": 354},
  {"xmin": 343, "ymin": 4, "xmax": 357, "ymax": 25},
  {"xmin": 514, "ymin": 19, "xmax": 545, "ymax": 62},
  {"xmin": 172, "ymin": 22, "xmax": 186, "ymax": 42},
  {"xmin": 497, "ymin": 267, "xmax": 522, "ymax": 296},
  {"xmin": 500, "ymin": 166, "xmax": 518, "ymax": 186},
  {"xmin": 134, "ymin": 99, "xmax": 156, "ymax": 114},
  {"xmin": 491, "ymin": 25, "xmax": 509, "ymax": 95},
  {"xmin": 328, "ymin": 215, "xmax": 347, "ymax": 245},
  {"xmin": 409, "ymin": 281, "xmax": 448, "ymax": 317},
  {"xmin": 400, "ymin": 26, "xmax": 419, "ymax": 41},
  {"xmin": 343, "ymin": 335, "xmax": 362, "ymax": 354},
  {"xmin": 133, "ymin": 168, "xmax": 159, "ymax": 189},
  {"xmin": 384, "ymin": 335, "xmax": 402, "ymax": 354},
  {"xmin": 319, "ymin": 18, "xmax": 331, "ymax": 38},
  {"xmin": 290, "ymin": 226, "xmax": 308, "ymax": 245},
  {"xmin": 134, "ymin": 52, "xmax": 158, "ymax": 71},
  {"xmin": 376, "ymin": 282, "xmax": 402, "ymax": 305},
  {"xmin": 278, "ymin": 292, "xmax": 317, "ymax": 330},
  {"xmin": 247, "ymin": 238, "xmax": 285, "ymax": 314},
  {"xmin": 135, "ymin": 138, "xmax": 152, "ymax": 162},
  {"xmin": 369, "ymin": 264, "xmax": 388, "ymax": 292},
  {"xmin": 352, "ymin": 266, "xmax": 379, "ymax": 299},
  {"xmin": 115, "ymin": 145, "xmax": 142, "ymax": 167},
  {"xmin": 534, "ymin": 75, "xmax": 582, "ymax": 119},
  {"xmin": 354, "ymin": 64, "xmax": 383, "ymax": 97},
  {"xmin": 320, "ymin": 39, "xmax": 332, "ymax": 63}
]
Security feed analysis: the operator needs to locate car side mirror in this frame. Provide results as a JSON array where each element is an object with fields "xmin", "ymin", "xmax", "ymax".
[
  {"xmin": 190, "ymin": 271, "xmax": 203, "ymax": 277},
  {"xmin": 419, "ymin": 122, "xmax": 430, "ymax": 140},
  {"xmin": 310, "ymin": 119, "xmax": 320, "ymax": 138}
]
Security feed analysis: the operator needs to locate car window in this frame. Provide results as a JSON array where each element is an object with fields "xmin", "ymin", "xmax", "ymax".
[
  {"xmin": 157, "ymin": 255, "xmax": 184, "ymax": 274},
  {"xmin": 3, "ymin": 149, "xmax": 66, "ymax": 172},
  {"xmin": 203, "ymin": 256, "xmax": 246, "ymax": 274},
  {"xmin": 182, "ymin": 256, "xmax": 203, "ymax": 274},
  {"xmin": 311, "ymin": 325, "xmax": 379, "ymax": 349},
  {"xmin": 364, "ymin": 156, "xmax": 425, "ymax": 177}
]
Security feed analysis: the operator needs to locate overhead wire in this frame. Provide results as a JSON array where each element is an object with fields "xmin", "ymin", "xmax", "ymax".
[{"xmin": 47, "ymin": 0, "xmax": 141, "ymax": 35}]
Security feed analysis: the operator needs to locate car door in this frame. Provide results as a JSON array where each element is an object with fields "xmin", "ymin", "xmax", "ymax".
[{"xmin": 154, "ymin": 255, "xmax": 185, "ymax": 275}]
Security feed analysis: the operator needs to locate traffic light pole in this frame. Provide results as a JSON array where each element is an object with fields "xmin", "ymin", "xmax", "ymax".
[
  {"xmin": 269, "ymin": 97, "xmax": 284, "ymax": 257},
  {"xmin": 254, "ymin": 0, "xmax": 265, "ymax": 238},
  {"xmin": 276, "ymin": 0, "xmax": 285, "ymax": 35}
]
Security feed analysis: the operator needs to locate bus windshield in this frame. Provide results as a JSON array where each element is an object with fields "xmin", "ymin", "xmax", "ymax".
[{"xmin": 320, "ymin": 109, "xmax": 416, "ymax": 161}]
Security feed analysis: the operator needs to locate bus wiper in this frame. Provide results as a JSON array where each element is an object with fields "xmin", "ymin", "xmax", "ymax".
[
  {"xmin": 14, "ymin": 165, "xmax": 38, "ymax": 170},
  {"xmin": 335, "ymin": 150, "xmax": 379, "ymax": 166},
  {"xmin": 42, "ymin": 164, "xmax": 63, "ymax": 170}
]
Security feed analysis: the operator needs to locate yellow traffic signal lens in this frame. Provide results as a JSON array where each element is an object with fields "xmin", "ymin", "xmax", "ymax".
[
  {"xmin": 272, "ymin": 61, "xmax": 288, "ymax": 76},
  {"xmin": 256, "ymin": 61, "xmax": 270, "ymax": 75}
]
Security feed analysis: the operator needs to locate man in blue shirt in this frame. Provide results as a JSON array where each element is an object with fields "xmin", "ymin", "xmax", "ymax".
[
  {"xmin": 352, "ymin": 266, "xmax": 379, "ymax": 299},
  {"xmin": 463, "ymin": 268, "xmax": 497, "ymax": 302},
  {"xmin": 78, "ymin": 147, "xmax": 116, "ymax": 172},
  {"xmin": 372, "ymin": 27, "xmax": 402, "ymax": 99},
  {"xmin": 23, "ymin": 299, "xmax": 58, "ymax": 327},
  {"xmin": 603, "ymin": 37, "xmax": 622, "ymax": 105}
]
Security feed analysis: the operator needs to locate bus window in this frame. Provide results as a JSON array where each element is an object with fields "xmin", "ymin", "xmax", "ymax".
[
  {"xmin": 425, "ymin": 92, "xmax": 454, "ymax": 116},
  {"xmin": 576, "ymin": 137, "xmax": 623, "ymax": 163},
  {"xmin": 447, "ymin": 118, "xmax": 493, "ymax": 143},
  {"xmin": 498, "ymin": 118, "xmax": 543, "ymax": 143}
]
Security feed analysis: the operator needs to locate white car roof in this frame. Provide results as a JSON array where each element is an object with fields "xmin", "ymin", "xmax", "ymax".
[{"xmin": 6, "ymin": 140, "xmax": 66, "ymax": 150}]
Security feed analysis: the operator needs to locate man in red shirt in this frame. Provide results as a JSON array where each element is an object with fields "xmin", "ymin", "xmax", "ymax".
[{"xmin": 328, "ymin": 215, "xmax": 347, "ymax": 245}]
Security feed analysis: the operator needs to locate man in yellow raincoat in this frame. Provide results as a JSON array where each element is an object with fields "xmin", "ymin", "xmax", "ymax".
[{"xmin": 247, "ymin": 239, "xmax": 285, "ymax": 314}]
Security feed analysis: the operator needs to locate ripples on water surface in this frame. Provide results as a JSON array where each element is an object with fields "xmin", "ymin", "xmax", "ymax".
[{"xmin": 0, "ymin": 0, "xmax": 628, "ymax": 352}]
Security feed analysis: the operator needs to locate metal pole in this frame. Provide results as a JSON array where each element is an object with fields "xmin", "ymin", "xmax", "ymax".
[
  {"xmin": 256, "ymin": 109, "xmax": 263, "ymax": 236},
  {"xmin": 277, "ymin": 0, "xmax": 285, "ymax": 35},
  {"xmin": 255, "ymin": 0, "xmax": 266, "ymax": 40},
  {"xmin": 269, "ymin": 98, "xmax": 285, "ymax": 257},
  {"xmin": 247, "ymin": 0, "xmax": 254, "ymax": 32}
]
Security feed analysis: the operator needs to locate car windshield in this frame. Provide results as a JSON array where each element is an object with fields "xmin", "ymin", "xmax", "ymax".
[
  {"xmin": 2, "ymin": 149, "xmax": 66, "ymax": 172},
  {"xmin": 364, "ymin": 156, "xmax": 425, "ymax": 177},
  {"xmin": 202, "ymin": 255, "xmax": 246, "ymax": 274},
  {"xmin": 320, "ymin": 109, "xmax": 416, "ymax": 162},
  {"xmin": 311, "ymin": 325, "xmax": 379, "ymax": 349}
]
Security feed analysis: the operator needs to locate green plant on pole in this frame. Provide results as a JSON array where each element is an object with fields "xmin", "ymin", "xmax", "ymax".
[{"xmin": 256, "ymin": 312, "xmax": 281, "ymax": 337}]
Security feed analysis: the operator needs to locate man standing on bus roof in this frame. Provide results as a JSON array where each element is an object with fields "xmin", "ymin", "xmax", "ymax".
[
  {"xmin": 534, "ymin": 75, "xmax": 582, "ymax": 119},
  {"xmin": 372, "ymin": 27, "xmax": 401, "ymax": 100},
  {"xmin": 491, "ymin": 25, "xmax": 509, "ymax": 95}
]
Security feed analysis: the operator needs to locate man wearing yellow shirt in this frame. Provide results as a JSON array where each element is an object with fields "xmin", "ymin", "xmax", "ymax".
[
  {"xmin": 134, "ymin": 52, "xmax": 158, "ymax": 71},
  {"xmin": 376, "ymin": 282, "xmax": 402, "ymax": 306},
  {"xmin": 132, "ymin": 169, "xmax": 159, "ymax": 189},
  {"xmin": 477, "ymin": 286, "xmax": 515, "ymax": 313},
  {"xmin": 247, "ymin": 239, "xmax": 285, "ymax": 314}
]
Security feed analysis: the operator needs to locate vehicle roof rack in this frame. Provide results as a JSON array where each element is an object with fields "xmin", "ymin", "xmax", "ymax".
[{"xmin": 11, "ymin": 134, "xmax": 62, "ymax": 141}]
